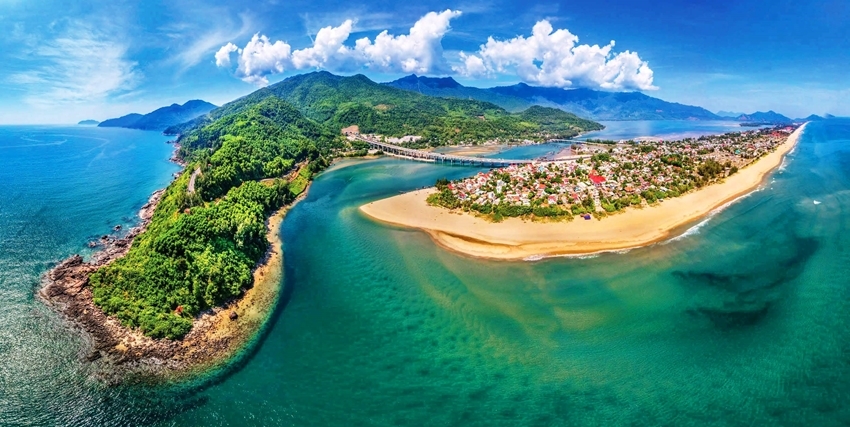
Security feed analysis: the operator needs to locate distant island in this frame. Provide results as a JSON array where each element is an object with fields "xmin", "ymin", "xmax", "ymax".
[
  {"xmin": 77, "ymin": 119, "xmax": 100, "ymax": 126},
  {"xmin": 361, "ymin": 123, "xmax": 808, "ymax": 260},
  {"xmin": 98, "ymin": 100, "xmax": 217, "ymax": 131},
  {"xmin": 41, "ymin": 71, "xmax": 605, "ymax": 381}
]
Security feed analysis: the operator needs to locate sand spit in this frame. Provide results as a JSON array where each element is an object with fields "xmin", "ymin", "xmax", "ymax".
[{"xmin": 360, "ymin": 124, "xmax": 808, "ymax": 260}]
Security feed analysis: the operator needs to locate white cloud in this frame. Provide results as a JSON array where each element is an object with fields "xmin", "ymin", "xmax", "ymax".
[
  {"xmin": 352, "ymin": 9, "xmax": 461, "ymax": 74},
  {"xmin": 215, "ymin": 42, "xmax": 238, "ymax": 67},
  {"xmin": 215, "ymin": 9, "xmax": 462, "ymax": 86},
  {"xmin": 454, "ymin": 20, "xmax": 657, "ymax": 91},
  {"xmin": 7, "ymin": 23, "xmax": 140, "ymax": 106},
  {"xmin": 291, "ymin": 19, "xmax": 355, "ymax": 70},
  {"xmin": 234, "ymin": 34, "xmax": 293, "ymax": 85}
]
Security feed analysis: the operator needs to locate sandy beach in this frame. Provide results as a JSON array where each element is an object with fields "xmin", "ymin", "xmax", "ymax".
[
  {"xmin": 434, "ymin": 144, "xmax": 510, "ymax": 157},
  {"xmin": 360, "ymin": 123, "xmax": 808, "ymax": 260}
]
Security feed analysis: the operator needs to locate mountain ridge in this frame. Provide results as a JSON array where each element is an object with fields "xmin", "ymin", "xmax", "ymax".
[
  {"xmin": 99, "ymin": 100, "xmax": 217, "ymax": 131},
  {"xmin": 167, "ymin": 71, "xmax": 603, "ymax": 146},
  {"xmin": 384, "ymin": 75, "xmax": 722, "ymax": 121}
]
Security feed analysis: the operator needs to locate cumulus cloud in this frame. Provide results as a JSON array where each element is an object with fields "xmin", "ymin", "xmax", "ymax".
[
  {"xmin": 353, "ymin": 9, "xmax": 461, "ymax": 74},
  {"xmin": 215, "ymin": 10, "xmax": 461, "ymax": 85},
  {"xmin": 8, "ymin": 23, "xmax": 140, "ymax": 105},
  {"xmin": 291, "ymin": 19, "xmax": 355, "ymax": 69},
  {"xmin": 454, "ymin": 20, "xmax": 657, "ymax": 91},
  {"xmin": 214, "ymin": 42, "xmax": 238, "ymax": 67}
]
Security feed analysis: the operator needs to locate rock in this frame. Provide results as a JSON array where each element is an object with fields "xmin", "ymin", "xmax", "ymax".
[
  {"xmin": 114, "ymin": 225, "xmax": 122, "ymax": 231},
  {"xmin": 229, "ymin": 311, "xmax": 238, "ymax": 321}
]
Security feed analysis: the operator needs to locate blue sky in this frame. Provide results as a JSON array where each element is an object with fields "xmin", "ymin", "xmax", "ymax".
[{"xmin": 0, "ymin": 0, "xmax": 847, "ymax": 124}]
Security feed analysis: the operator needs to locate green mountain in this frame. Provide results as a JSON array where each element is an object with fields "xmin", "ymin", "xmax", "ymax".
[
  {"xmin": 99, "ymin": 100, "xmax": 217, "ymax": 131},
  {"xmin": 167, "ymin": 71, "xmax": 603, "ymax": 146},
  {"xmin": 77, "ymin": 119, "xmax": 100, "ymax": 126},
  {"xmin": 90, "ymin": 97, "xmax": 339, "ymax": 339},
  {"xmin": 384, "ymin": 75, "xmax": 722, "ymax": 121}
]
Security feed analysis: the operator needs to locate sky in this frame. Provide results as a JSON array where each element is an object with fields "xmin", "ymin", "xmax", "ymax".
[{"xmin": 0, "ymin": 0, "xmax": 847, "ymax": 124}]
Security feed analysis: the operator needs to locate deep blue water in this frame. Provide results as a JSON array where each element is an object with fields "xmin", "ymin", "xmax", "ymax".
[{"xmin": 1, "ymin": 121, "xmax": 849, "ymax": 426}]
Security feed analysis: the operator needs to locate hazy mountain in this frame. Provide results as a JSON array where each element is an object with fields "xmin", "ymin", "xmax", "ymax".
[
  {"xmin": 98, "ymin": 113, "xmax": 144, "ymax": 128},
  {"xmin": 99, "ymin": 100, "xmax": 217, "ymax": 131},
  {"xmin": 384, "ymin": 75, "xmax": 722, "ymax": 121},
  {"xmin": 716, "ymin": 111, "xmax": 745, "ymax": 118},
  {"xmin": 382, "ymin": 75, "xmax": 532, "ymax": 112},
  {"xmin": 735, "ymin": 111, "xmax": 792, "ymax": 124},
  {"xmin": 77, "ymin": 119, "xmax": 99, "ymax": 126},
  {"xmin": 795, "ymin": 114, "xmax": 826, "ymax": 122}
]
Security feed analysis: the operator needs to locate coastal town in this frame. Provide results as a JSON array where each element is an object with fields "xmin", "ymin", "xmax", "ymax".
[{"xmin": 428, "ymin": 125, "xmax": 801, "ymax": 220}]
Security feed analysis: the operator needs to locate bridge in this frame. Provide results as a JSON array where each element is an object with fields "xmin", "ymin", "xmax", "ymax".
[{"xmin": 361, "ymin": 138, "xmax": 591, "ymax": 168}]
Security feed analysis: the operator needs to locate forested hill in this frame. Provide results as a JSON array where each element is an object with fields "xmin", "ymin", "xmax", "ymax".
[
  {"xmin": 384, "ymin": 75, "xmax": 722, "ymax": 121},
  {"xmin": 89, "ymin": 97, "xmax": 341, "ymax": 339},
  {"xmin": 166, "ymin": 71, "xmax": 603, "ymax": 145}
]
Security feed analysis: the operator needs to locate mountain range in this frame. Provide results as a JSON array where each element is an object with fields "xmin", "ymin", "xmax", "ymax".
[
  {"xmin": 165, "ymin": 71, "xmax": 602, "ymax": 143},
  {"xmin": 99, "ymin": 100, "xmax": 217, "ymax": 131},
  {"xmin": 384, "ymin": 75, "xmax": 721, "ymax": 121},
  {"xmin": 383, "ymin": 75, "xmax": 816, "ymax": 124}
]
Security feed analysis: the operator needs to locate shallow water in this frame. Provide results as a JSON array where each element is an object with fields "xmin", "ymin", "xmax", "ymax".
[{"xmin": 1, "ymin": 121, "xmax": 849, "ymax": 426}]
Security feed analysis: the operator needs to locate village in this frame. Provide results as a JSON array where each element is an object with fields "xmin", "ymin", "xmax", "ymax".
[{"xmin": 434, "ymin": 125, "xmax": 800, "ymax": 219}]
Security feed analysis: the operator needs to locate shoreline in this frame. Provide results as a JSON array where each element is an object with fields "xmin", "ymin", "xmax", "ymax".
[
  {"xmin": 360, "ymin": 123, "xmax": 808, "ymax": 261},
  {"xmin": 39, "ymin": 181, "xmax": 304, "ymax": 384}
]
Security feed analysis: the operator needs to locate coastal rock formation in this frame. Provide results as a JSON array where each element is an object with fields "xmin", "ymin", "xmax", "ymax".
[{"xmin": 39, "ymin": 189, "xmax": 287, "ymax": 384}]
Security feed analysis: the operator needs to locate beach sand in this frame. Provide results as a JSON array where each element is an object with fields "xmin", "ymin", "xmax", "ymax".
[
  {"xmin": 435, "ymin": 144, "xmax": 509, "ymax": 157},
  {"xmin": 360, "ymin": 124, "xmax": 808, "ymax": 260}
]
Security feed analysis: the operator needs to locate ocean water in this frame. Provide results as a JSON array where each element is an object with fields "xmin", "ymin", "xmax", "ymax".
[{"xmin": 1, "ymin": 121, "xmax": 849, "ymax": 426}]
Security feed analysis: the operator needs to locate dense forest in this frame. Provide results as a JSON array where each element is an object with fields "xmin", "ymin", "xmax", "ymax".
[
  {"xmin": 89, "ymin": 98, "xmax": 340, "ymax": 339},
  {"xmin": 93, "ymin": 72, "xmax": 602, "ymax": 339}
]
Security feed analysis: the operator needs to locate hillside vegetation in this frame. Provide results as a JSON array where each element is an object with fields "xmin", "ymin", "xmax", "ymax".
[{"xmin": 89, "ymin": 98, "xmax": 340, "ymax": 339}]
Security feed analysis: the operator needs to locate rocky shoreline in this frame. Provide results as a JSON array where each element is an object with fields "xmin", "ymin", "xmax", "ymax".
[{"xmin": 39, "ymin": 187, "xmax": 290, "ymax": 384}]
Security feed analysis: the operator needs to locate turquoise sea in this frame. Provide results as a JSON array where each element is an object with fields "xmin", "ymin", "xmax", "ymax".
[{"xmin": 1, "ymin": 120, "xmax": 849, "ymax": 426}]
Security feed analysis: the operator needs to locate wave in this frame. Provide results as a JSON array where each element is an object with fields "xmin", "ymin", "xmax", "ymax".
[
  {"xmin": 664, "ymin": 188, "xmax": 761, "ymax": 244},
  {"xmin": 1, "ymin": 138, "xmax": 68, "ymax": 148}
]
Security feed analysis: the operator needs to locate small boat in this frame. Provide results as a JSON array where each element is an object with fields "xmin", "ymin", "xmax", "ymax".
[{"xmin": 813, "ymin": 200, "xmax": 821, "ymax": 205}]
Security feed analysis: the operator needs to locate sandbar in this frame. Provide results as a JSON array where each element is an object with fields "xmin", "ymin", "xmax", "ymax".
[{"xmin": 360, "ymin": 124, "xmax": 808, "ymax": 260}]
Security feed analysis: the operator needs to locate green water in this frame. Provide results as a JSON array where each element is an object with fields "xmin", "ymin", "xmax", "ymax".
[
  {"xmin": 166, "ymin": 120, "xmax": 850, "ymax": 426},
  {"xmin": 1, "ymin": 122, "xmax": 849, "ymax": 425}
]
